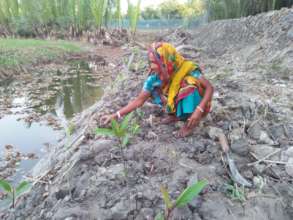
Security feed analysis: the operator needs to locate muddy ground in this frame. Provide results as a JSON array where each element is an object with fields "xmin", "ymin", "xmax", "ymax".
[{"xmin": 1, "ymin": 8, "xmax": 293, "ymax": 220}]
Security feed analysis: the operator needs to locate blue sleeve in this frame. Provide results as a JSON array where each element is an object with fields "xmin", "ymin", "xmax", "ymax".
[
  {"xmin": 190, "ymin": 69, "xmax": 202, "ymax": 79},
  {"xmin": 143, "ymin": 74, "xmax": 161, "ymax": 93}
]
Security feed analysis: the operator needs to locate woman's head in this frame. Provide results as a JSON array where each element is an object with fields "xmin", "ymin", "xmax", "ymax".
[
  {"xmin": 148, "ymin": 42, "xmax": 184, "ymax": 70},
  {"xmin": 148, "ymin": 43, "xmax": 169, "ymax": 85},
  {"xmin": 147, "ymin": 42, "xmax": 185, "ymax": 84},
  {"xmin": 148, "ymin": 52, "xmax": 159, "ymax": 72}
]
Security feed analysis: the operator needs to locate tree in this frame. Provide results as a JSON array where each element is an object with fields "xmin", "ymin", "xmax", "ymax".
[
  {"xmin": 159, "ymin": 0, "xmax": 185, "ymax": 19},
  {"xmin": 141, "ymin": 6, "xmax": 160, "ymax": 19}
]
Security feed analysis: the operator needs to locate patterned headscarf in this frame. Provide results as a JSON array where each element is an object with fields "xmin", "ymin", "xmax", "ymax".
[
  {"xmin": 148, "ymin": 42, "xmax": 184, "ymax": 83},
  {"xmin": 148, "ymin": 42, "xmax": 199, "ymax": 113}
]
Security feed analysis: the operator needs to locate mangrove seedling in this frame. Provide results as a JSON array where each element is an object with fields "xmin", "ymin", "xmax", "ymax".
[
  {"xmin": 155, "ymin": 180, "xmax": 208, "ymax": 220},
  {"xmin": 96, "ymin": 112, "xmax": 139, "ymax": 146},
  {"xmin": 0, "ymin": 179, "xmax": 31, "ymax": 209},
  {"xmin": 96, "ymin": 112, "xmax": 140, "ymax": 170}
]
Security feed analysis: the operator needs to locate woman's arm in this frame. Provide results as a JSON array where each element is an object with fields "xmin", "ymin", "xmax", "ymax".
[
  {"xmin": 187, "ymin": 75, "xmax": 213, "ymax": 128},
  {"xmin": 197, "ymin": 75, "xmax": 214, "ymax": 110},
  {"xmin": 118, "ymin": 91, "xmax": 151, "ymax": 117},
  {"xmin": 100, "ymin": 90, "xmax": 151, "ymax": 125}
]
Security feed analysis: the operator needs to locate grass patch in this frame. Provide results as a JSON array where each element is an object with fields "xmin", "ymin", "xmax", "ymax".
[
  {"xmin": 0, "ymin": 38, "xmax": 84, "ymax": 69},
  {"xmin": 271, "ymin": 60, "xmax": 282, "ymax": 72}
]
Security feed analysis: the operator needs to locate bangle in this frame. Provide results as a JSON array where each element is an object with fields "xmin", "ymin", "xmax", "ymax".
[
  {"xmin": 116, "ymin": 111, "xmax": 121, "ymax": 119},
  {"xmin": 196, "ymin": 106, "xmax": 204, "ymax": 113}
]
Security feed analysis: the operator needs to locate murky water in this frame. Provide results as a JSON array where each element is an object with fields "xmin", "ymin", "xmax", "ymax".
[
  {"xmin": 0, "ymin": 61, "xmax": 103, "ymax": 182},
  {"xmin": 33, "ymin": 66, "xmax": 103, "ymax": 121}
]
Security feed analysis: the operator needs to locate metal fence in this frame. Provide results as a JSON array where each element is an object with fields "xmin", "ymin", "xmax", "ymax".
[{"xmin": 110, "ymin": 16, "xmax": 208, "ymax": 30}]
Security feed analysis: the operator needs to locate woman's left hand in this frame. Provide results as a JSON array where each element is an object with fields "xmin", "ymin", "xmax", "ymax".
[{"xmin": 187, "ymin": 109, "xmax": 202, "ymax": 128}]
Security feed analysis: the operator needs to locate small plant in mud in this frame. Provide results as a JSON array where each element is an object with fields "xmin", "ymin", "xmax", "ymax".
[
  {"xmin": 135, "ymin": 108, "xmax": 145, "ymax": 119},
  {"xmin": 96, "ymin": 112, "xmax": 140, "ymax": 171},
  {"xmin": 224, "ymin": 182, "xmax": 246, "ymax": 202},
  {"xmin": 155, "ymin": 180, "xmax": 208, "ymax": 220},
  {"xmin": 271, "ymin": 60, "xmax": 282, "ymax": 72},
  {"xmin": 66, "ymin": 122, "xmax": 76, "ymax": 136},
  {"xmin": 0, "ymin": 179, "xmax": 31, "ymax": 209}
]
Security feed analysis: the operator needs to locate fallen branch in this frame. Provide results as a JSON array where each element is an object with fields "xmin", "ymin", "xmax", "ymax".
[
  {"xmin": 25, "ymin": 176, "xmax": 48, "ymax": 185},
  {"xmin": 249, "ymin": 152, "xmax": 293, "ymax": 165},
  {"xmin": 247, "ymin": 149, "xmax": 281, "ymax": 166},
  {"xmin": 258, "ymin": 160, "xmax": 293, "ymax": 165},
  {"xmin": 127, "ymin": 52, "xmax": 135, "ymax": 70},
  {"xmin": 31, "ymin": 169, "xmax": 52, "ymax": 186}
]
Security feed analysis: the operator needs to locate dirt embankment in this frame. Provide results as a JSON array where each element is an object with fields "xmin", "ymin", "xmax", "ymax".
[{"xmin": 2, "ymin": 8, "xmax": 293, "ymax": 220}]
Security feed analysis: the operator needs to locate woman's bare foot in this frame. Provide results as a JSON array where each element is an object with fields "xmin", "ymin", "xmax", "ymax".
[{"xmin": 161, "ymin": 115, "xmax": 180, "ymax": 124}]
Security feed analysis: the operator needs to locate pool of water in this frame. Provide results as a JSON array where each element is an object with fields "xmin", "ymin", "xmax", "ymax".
[{"xmin": 0, "ymin": 62, "xmax": 103, "ymax": 183}]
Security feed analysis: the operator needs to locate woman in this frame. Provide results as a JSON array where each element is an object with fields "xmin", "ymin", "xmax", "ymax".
[{"xmin": 100, "ymin": 42, "xmax": 213, "ymax": 137}]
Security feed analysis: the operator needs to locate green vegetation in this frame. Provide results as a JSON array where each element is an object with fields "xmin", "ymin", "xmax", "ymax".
[
  {"xmin": 271, "ymin": 60, "xmax": 282, "ymax": 72},
  {"xmin": 224, "ymin": 182, "xmax": 246, "ymax": 202},
  {"xmin": 0, "ymin": 0, "xmax": 140, "ymax": 37},
  {"xmin": 155, "ymin": 180, "xmax": 208, "ymax": 220},
  {"xmin": 140, "ymin": 0, "xmax": 293, "ymax": 22},
  {"xmin": 0, "ymin": 179, "xmax": 31, "ymax": 209},
  {"xmin": 0, "ymin": 38, "xmax": 83, "ymax": 69},
  {"xmin": 66, "ymin": 122, "xmax": 76, "ymax": 136},
  {"xmin": 205, "ymin": 0, "xmax": 292, "ymax": 21},
  {"xmin": 91, "ymin": 0, "xmax": 109, "ymax": 31},
  {"xmin": 141, "ymin": 0, "xmax": 205, "ymax": 22},
  {"xmin": 0, "ymin": 0, "xmax": 292, "ymax": 35},
  {"xmin": 96, "ymin": 112, "xmax": 140, "ymax": 147},
  {"xmin": 96, "ymin": 112, "xmax": 140, "ymax": 171},
  {"xmin": 127, "ymin": 0, "xmax": 141, "ymax": 35}
]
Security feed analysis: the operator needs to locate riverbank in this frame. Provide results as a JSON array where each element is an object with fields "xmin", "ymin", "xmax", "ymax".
[
  {"xmin": 0, "ymin": 39, "xmax": 122, "ymax": 198},
  {"xmin": 1, "ymin": 8, "xmax": 293, "ymax": 220},
  {"xmin": 0, "ymin": 38, "xmax": 87, "ymax": 80}
]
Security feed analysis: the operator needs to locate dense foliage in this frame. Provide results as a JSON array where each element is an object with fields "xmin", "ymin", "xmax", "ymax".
[
  {"xmin": 0, "ymin": 0, "xmax": 139, "ymax": 37},
  {"xmin": 0, "ymin": 0, "xmax": 292, "ymax": 36},
  {"xmin": 141, "ymin": 0, "xmax": 293, "ymax": 21}
]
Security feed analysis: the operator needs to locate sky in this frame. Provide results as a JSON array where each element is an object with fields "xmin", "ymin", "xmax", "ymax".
[{"xmin": 121, "ymin": 0, "xmax": 188, "ymax": 14}]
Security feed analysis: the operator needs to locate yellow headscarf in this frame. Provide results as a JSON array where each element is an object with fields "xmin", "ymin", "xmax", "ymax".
[{"xmin": 149, "ymin": 42, "xmax": 199, "ymax": 113}]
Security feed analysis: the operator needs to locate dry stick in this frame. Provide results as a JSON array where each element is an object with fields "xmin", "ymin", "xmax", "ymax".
[
  {"xmin": 31, "ymin": 169, "xmax": 52, "ymax": 186},
  {"xmin": 247, "ymin": 149, "xmax": 281, "ymax": 166},
  {"xmin": 283, "ymin": 124, "xmax": 289, "ymax": 139},
  {"xmin": 259, "ymin": 160, "xmax": 293, "ymax": 165},
  {"xmin": 133, "ymin": 41, "xmax": 147, "ymax": 49},
  {"xmin": 127, "ymin": 52, "xmax": 135, "ymax": 70},
  {"xmin": 249, "ymin": 152, "xmax": 293, "ymax": 165},
  {"xmin": 175, "ymin": 44, "xmax": 199, "ymax": 52},
  {"xmin": 25, "ymin": 176, "xmax": 48, "ymax": 185}
]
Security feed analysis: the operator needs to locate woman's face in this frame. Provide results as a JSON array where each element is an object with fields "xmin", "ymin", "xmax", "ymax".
[
  {"xmin": 148, "ymin": 53, "xmax": 159, "ymax": 72},
  {"xmin": 148, "ymin": 52, "xmax": 169, "ymax": 84}
]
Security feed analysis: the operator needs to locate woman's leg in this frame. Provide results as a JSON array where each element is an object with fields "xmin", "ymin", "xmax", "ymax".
[{"xmin": 175, "ymin": 90, "xmax": 202, "ymax": 137}]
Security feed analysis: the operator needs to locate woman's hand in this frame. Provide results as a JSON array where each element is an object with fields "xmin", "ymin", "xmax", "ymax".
[
  {"xmin": 100, "ymin": 113, "xmax": 116, "ymax": 126},
  {"xmin": 187, "ymin": 108, "xmax": 203, "ymax": 128}
]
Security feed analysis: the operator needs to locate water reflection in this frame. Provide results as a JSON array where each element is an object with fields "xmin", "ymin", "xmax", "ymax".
[
  {"xmin": 0, "ymin": 61, "xmax": 104, "ymax": 182},
  {"xmin": 34, "ymin": 66, "xmax": 103, "ymax": 120}
]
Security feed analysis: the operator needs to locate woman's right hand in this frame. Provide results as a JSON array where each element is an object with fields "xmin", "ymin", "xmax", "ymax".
[{"xmin": 100, "ymin": 113, "xmax": 116, "ymax": 126}]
